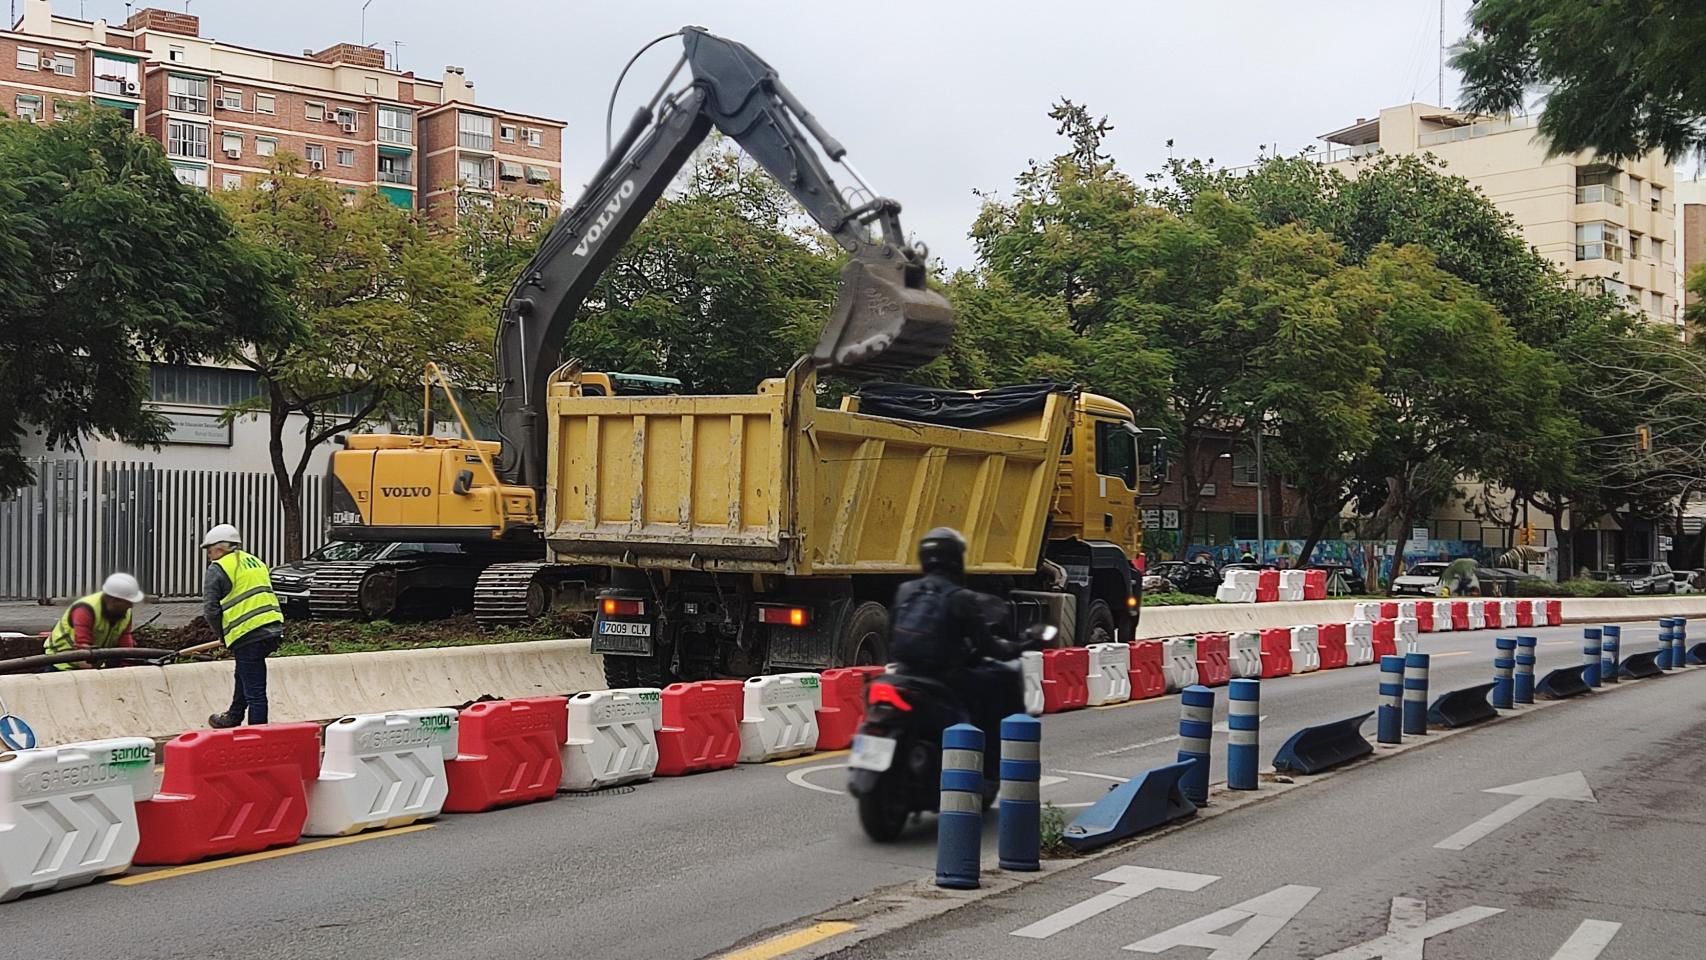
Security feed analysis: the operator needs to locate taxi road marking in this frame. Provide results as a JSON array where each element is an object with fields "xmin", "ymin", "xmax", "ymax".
[
  {"xmin": 111, "ymin": 823, "xmax": 434, "ymax": 886},
  {"xmin": 712, "ymin": 921, "xmax": 857, "ymax": 960}
]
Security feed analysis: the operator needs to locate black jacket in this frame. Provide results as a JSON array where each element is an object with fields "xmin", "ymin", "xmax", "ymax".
[{"xmin": 891, "ymin": 573, "xmax": 1006, "ymax": 671}]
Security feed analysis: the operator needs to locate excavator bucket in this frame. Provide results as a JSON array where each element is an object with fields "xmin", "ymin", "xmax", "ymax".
[{"xmin": 810, "ymin": 259, "xmax": 956, "ymax": 380}]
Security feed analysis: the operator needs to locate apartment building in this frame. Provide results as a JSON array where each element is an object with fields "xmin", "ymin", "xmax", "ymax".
[
  {"xmin": 1317, "ymin": 102, "xmax": 1678, "ymax": 327},
  {"xmin": 0, "ymin": 0, "xmax": 562, "ymax": 219}
]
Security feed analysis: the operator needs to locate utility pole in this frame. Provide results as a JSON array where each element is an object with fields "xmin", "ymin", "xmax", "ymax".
[
  {"xmin": 361, "ymin": 0, "xmax": 375, "ymax": 46},
  {"xmin": 1438, "ymin": 0, "xmax": 1446, "ymax": 106},
  {"xmin": 1255, "ymin": 415, "xmax": 1267, "ymax": 563}
]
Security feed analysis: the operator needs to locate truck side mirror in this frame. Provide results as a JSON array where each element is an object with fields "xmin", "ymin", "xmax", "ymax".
[{"xmin": 453, "ymin": 469, "xmax": 474, "ymax": 495}]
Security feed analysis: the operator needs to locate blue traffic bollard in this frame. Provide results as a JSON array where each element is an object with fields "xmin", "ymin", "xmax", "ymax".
[
  {"xmin": 1226, "ymin": 679, "xmax": 1259, "ymax": 791},
  {"xmin": 1514, "ymin": 636, "xmax": 1537, "ymax": 704},
  {"xmin": 1492, "ymin": 637, "xmax": 1515, "ymax": 709},
  {"xmin": 1402, "ymin": 652, "xmax": 1430, "ymax": 736},
  {"xmin": 997, "ymin": 714, "xmax": 1041, "ymax": 872},
  {"xmin": 1177, "ymin": 685, "xmax": 1215, "ymax": 806},
  {"xmin": 935, "ymin": 723, "xmax": 985, "ymax": 890},
  {"xmin": 1378, "ymin": 655, "xmax": 1404, "ymax": 744},
  {"xmin": 1582, "ymin": 627, "xmax": 1602, "ymax": 687},
  {"xmin": 1602, "ymin": 624, "xmax": 1621, "ymax": 681},
  {"xmin": 1660, "ymin": 619, "xmax": 1678, "ymax": 670},
  {"xmin": 1676, "ymin": 619, "xmax": 1690, "ymax": 668}
]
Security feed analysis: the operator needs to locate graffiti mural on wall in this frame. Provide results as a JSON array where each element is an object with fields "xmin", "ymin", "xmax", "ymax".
[{"xmin": 1151, "ymin": 539, "xmax": 1495, "ymax": 589}]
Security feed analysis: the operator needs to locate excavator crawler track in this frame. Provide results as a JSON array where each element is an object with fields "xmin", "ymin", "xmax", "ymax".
[
  {"xmin": 308, "ymin": 561, "xmax": 392, "ymax": 621},
  {"xmin": 474, "ymin": 562, "xmax": 553, "ymax": 626}
]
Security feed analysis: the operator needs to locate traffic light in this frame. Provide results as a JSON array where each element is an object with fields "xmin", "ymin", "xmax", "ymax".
[{"xmin": 1636, "ymin": 424, "xmax": 1652, "ymax": 453}]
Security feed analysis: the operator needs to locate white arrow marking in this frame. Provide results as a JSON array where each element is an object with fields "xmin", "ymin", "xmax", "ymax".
[
  {"xmin": 1435, "ymin": 771, "xmax": 1597, "ymax": 851},
  {"xmin": 1549, "ymin": 919, "xmax": 1621, "ymax": 959},
  {"xmin": 1012, "ymin": 865, "xmax": 1220, "ymax": 939},
  {"xmin": 1313, "ymin": 897, "xmax": 1504, "ymax": 959},
  {"xmin": 1126, "ymin": 884, "xmax": 1320, "ymax": 958}
]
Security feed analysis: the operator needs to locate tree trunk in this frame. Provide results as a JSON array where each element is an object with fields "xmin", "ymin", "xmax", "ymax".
[
  {"xmin": 1294, "ymin": 511, "xmax": 1333, "ymax": 568},
  {"xmin": 1386, "ymin": 501, "xmax": 1418, "ymax": 590},
  {"xmin": 1176, "ymin": 430, "xmax": 1201, "ymax": 556},
  {"xmin": 1547, "ymin": 504, "xmax": 1571, "ymax": 580},
  {"xmin": 265, "ymin": 386, "xmax": 305, "ymax": 562}
]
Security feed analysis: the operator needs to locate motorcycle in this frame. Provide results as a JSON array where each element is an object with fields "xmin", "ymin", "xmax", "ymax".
[{"xmin": 847, "ymin": 623, "xmax": 1057, "ymax": 842}]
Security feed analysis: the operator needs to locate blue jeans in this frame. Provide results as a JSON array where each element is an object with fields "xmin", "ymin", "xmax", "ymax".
[{"xmin": 226, "ymin": 635, "xmax": 279, "ymax": 724}]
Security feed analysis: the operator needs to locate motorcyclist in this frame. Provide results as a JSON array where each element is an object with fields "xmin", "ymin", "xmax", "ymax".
[{"xmin": 889, "ymin": 527, "xmax": 1029, "ymax": 774}]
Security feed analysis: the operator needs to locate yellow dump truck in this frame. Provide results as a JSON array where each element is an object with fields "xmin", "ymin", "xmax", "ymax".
[{"xmin": 546, "ymin": 361, "xmax": 1155, "ymax": 687}]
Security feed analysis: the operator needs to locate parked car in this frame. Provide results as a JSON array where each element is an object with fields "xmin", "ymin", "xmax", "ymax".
[
  {"xmin": 1612, "ymin": 560, "xmax": 1676, "ymax": 594},
  {"xmin": 272, "ymin": 540, "xmax": 423, "ymax": 617},
  {"xmin": 1674, "ymin": 570, "xmax": 1702, "ymax": 595},
  {"xmin": 1307, "ymin": 563, "xmax": 1367, "ymax": 595},
  {"xmin": 1390, "ymin": 559, "xmax": 1482, "ymax": 597},
  {"xmin": 1152, "ymin": 561, "xmax": 1220, "ymax": 596}
]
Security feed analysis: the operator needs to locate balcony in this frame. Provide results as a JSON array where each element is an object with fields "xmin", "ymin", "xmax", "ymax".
[
  {"xmin": 1575, "ymin": 243, "xmax": 1624, "ymax": 263},
  {"xmin": 1575, "ymin": 184, "xmax": 1624, "ymax": 206},
  {"xmin": 1416, "ymin": 114, "xmax": 1537, "ymax": 146},
  {"xmin": 378, "ymin": 168, "xmax": 412, "ymax": 185}
]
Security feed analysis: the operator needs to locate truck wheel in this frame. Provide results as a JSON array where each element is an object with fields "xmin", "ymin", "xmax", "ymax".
[
  {"xmin": 603, "ymin": 653, "xmax": 677, "ymax": 690},
  {"xmin": 839, "ymin": 601, "xmax": 890, "ymax": 667},
  {"xmin": 1086, "ymin": 599, "xmax": 1116, "ymax": 647}
]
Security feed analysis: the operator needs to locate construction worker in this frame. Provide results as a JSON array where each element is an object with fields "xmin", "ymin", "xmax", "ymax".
[
  {"xmin": 200, "ymin": 524, "xmax": 285, "ymax": 728},
  {"xmin": 41, "ymin": 573, "xmax": 146, "ymax": 669}
]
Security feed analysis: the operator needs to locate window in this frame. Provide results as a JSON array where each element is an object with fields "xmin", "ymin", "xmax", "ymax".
[
  {"xmin": 499, "ymin": 123, "xmax": 516, "ymax": 142},
  {"xmin": 93, "ymin": 55, "xmax": 139, "ymax": 96},
  {"xmin": 1575, "ymin": 221, "xmax": 1624, "ymax": 262},
  {"xmin": 150, "ymin": 363, "xmax": 261, "ymax": 406},
  {"xmin": 305, "ymin": 101, "xmax": 325, "ymax": 122},
  {"xmin": 221, "ymin": 131, "xmax": 242, "ymax": 156},
  {"xmin": 1629, "ymin": 232, "xmax": 1643, "ymax": 259},
  {"xmin": 336, "ymin": 147, "xmax": 354, "ymax": 167},
  {"xmin": 13, "ymin": 94, "xmax": 41, "ymax": 122},
  {"xmin": 1652, "ymin": 237, "xmax": 1665, "ymax": 262},
  {"xmin": 167, "ymin": 74, "xmax": 208, "ymax": 114},
  {"xmin": 304, "ymin": 144, "xmax": 325, "ymax": 167},
  {"xmin": 1651, "ymin": 184, "xmax": 1664, "ymax": 212},
  {"xmin": 378, "ymin": 154, "xmax": 411, "ymax": 184},
  {"xmin": 222, "ymin": 172, "xmax": 243, "ymax": 191},
  {"xmin": 378, "ymin": 106, "xmax": 412, "ymax": 144},
  {"xmin": 1628, "ymin": 176, "xmax": 1643, "ymax": 204},
  {"xmin": 364, "ymin": 76, "xmax": 380, "ymax": 95},
  {"xmin": 166, "ymin": 121, "xmax": 209, "ymax": 158},
  {"xmin": 458, "ymin": 155, "xmax": 494, "ymax": 188},
  {"xmin": 217, "ymin": 87, "xmax": 243, "ymax": 110},
  {"xmin": 53, "ymin": 100, "xmax": 70, "ymax": 121},
  {"xmin": 1651, "ymin": 291, "xmax": 1665, "ymax": 316},
  {"xmin": 255, "ymin": 136, "xmax": 277, "ymax": 157},
  {"xmin": 458, "ymin": 112, "xmax": 493, "ymax": 150},
  {"xmin": 255, "ymin": 93, "xmax": 275, "ymax": 115},
  {"xmin": 525, "ymin": 165, "xmax": 551, "ymax": 184},
  {"xmin": 498, "ymin": 160, "xmax": 523, "ymax": 181},
  {"xmin": 1628, "ymin": 286, "xmax": 1643, "ymax": 308},
  {"xmin": 167, "ymin": 44, "xmax": 185, "ymax": 63},
  {"xmin": 1093, "ymin": 420, "xmax": 1138, "ymax": 488},
  {"xmin": 170, "ymin": 162, "xmax": 208, "ymax": 188},
  {"xmin": 335, "ymin": 108, "xmax": 358, "ymax": 129},
  {"xmin": 525, "ymin": 127, "xmax": 542, "ymax": 148},
  {"xmin": 16, "ymin": 47, "xmax": 38, "ymax": 70},
  {"xmin": 1232, "ymin": 447, "xmax": 1260, "ymax": 486},
  {"xmin": 51, "ymin": 55, "xmax": 74, "ymax": 77}
]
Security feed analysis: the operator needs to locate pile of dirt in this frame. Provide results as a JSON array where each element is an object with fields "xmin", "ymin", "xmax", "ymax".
[
  {"xmin": 135, "ymin": 616, "xmax": 220, "ymax": 651},
  {"xmin": 0, "ymin": 633, "xmax": 44, "ymax": 660}
]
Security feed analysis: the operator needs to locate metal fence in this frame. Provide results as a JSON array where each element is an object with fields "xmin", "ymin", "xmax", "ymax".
[{"xmin": 0, "ymin": 460, "xmax": 326, "ymax": 601}]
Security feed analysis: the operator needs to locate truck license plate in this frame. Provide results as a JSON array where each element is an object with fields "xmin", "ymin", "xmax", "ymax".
[
  {"xmin": 848, "ymin": 735, "xmax": 897, "ymax": 773},
  {"xmin": 598, "ymin": 620, "xmax": 652, "ymax": 637}
]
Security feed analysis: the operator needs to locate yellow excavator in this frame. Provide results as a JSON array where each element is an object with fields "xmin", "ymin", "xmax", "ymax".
[{"xmin": 318, "ymin": 26, "xmax": 955, "ymax": 624}]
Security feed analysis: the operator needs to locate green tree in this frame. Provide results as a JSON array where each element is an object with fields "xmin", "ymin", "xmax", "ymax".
[
  {"xmin": 222, "ymin": 158, "xmax": 491, "ymax": 559},
  {"xmin": 1453, "ymin": 0, "xmax": 1706, "ymax": 161},
  {"xmin": 0, "ymin": 107, "xmax": 285, "ymax": 495}
]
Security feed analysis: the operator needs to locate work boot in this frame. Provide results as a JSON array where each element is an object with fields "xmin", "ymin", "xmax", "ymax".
[{"xmin": 207, "ymin": 711, "xmax": 241, "ymax": 729}]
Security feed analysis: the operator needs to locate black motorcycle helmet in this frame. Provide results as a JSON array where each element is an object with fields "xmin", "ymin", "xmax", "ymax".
[{"xmin": 918, "ymin": 527, "xmax": 968, "ymax": 580}]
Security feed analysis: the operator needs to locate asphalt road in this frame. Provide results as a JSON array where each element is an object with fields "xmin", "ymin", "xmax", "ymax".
[
  {"xmin": 828, "ymin": 652, "xmax": 1706, "ymax": 959},
  {"xmin": 0, "ymin": 621, "xmax": 1682, "ymax": 960}
]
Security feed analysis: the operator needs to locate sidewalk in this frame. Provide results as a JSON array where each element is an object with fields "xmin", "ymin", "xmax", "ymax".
[{"xmin": 0, "ymin": 599, "xmax": 204, "ymax": 634}]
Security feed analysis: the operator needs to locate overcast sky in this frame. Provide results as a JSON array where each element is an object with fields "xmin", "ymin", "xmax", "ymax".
[{"xmin": 88, "ymin": 0, "xmax": 1478, "ymax": 266}]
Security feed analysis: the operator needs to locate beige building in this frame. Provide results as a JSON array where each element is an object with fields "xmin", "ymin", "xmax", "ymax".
[{"xmin": 1319, "ymin": 103, "xmax": 1678, "ymax": 328}]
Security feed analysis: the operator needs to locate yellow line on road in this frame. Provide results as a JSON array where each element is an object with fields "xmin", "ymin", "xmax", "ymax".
[
  {"xmin": 111, "ymin": 823, "xmax": 434, "ymax": 886},
  {"xmin": 1094, "ymin": 694, "xmax": 1168, "ymax": 710},
  {"xmin": 1433, "ymin": 650, "xmax": 1472, "ymax": 658},
  {"xmin": 769, "ymin": 749, "xmax": 849, "ymax": 767},
  {"xmin": 712, "ymin": 922, "xmax": 857, "ymax": 960}
]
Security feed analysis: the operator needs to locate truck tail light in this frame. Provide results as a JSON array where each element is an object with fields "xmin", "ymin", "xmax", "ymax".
[
  {"xmin": 1127, "ymin": 595, "xmax": 1139, "ymax": 610},
  {"xmin": 601, "ymin": 597, "xmax": 644, "ymax": 617},
  {"xmin": 756, "ymin": 605, "xmax": 810, "ymax": 627}
]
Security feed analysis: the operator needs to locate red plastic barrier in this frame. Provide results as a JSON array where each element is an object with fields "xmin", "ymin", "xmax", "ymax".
[
  {"xmin": 1483, "ymin": 600, "xmax": 1502, "ymax": 629},
  {"xmin": 1258, "ymin": 628, "xmax": 1293, "ymax": 678},
  {"xmin": 1416, "ymin": 603, "xmax": 1435, "ymax": 633},
  {"xmin": 1451, "ymin": 601, "xmax": 1470, "ymax": 631},
  {"xmin": 1303, "ymin": 569, "xmax": 1328, "ymax": 601},
  {"xmin": 1546, "ymin": 599, "xmax": 1563, "ymax": 626},
  {"xmin": 1314, "ymin": 623, "xmax": 1347, "ymax": 670},
  {"xmin": 133, "ymin": 723, "xmax": 321, "ymax": 866},
  {"xmin": 443, "ymin": 696, "xmax": 567, "ymax": 813},
  {"xmin": 1256, "ymin": 570, "xmax": 1280, "ymax": 603},
  {"xmin": 1515, "ymin": 601, "xmax": 1534, "ymax": 628},
  {"xmin": 1379, "ymin": 602, "xmax": 1399, "ymax": 620},
  {"xmin": 654, "ymin": 680, "xmax": 744, "ymax": 777},
  {"xmin": 1371, "ymin": 620, "xmax": 1397, "ymax": 661},
  {"xmin": 1041, "ymin": 647, "xmax": 1090, "ymax": 713},
  {"xmin": 1194, "ymin": 633, "xmax": 1231, "ymax": 686},
  {"xmin": 1129, "ymin": 641, "xmax": 1166, "ymax": 700},
  {"xmin": 815, "ymin": 667, "xmax": 870, "ymax": 751}
]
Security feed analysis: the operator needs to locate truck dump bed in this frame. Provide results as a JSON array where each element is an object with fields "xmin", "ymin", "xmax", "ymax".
[{"xmin": 544, "ymin": 363, "xmax": 1074, "ymax": 576}]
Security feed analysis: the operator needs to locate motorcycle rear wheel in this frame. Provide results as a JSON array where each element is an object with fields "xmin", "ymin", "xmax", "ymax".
[{"xmin": 857, "ymin": 775, "xmax": 912, "ymax": 842}]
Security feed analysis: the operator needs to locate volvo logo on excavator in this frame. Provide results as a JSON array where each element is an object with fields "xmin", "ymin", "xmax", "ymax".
[
  {"xmin": 380, "ymin": 486, "xmax": 433, "ymax": 498},
  {"xmin": 573, "ymin": 179, "xmax": 636, "ymax": 257}
]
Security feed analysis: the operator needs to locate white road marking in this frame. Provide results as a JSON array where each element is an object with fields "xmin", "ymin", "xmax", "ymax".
[
  {"xmin": 1125, "ymin": 884, "xmax": 1320, "ymax": 958},
  {"xmin": 1090, "ymin": 716, "xmax": 1268, "ymax": 758},
  {"xmin": 787, "ymin": 765, "xmax": 1064, "ymax": 799},
  {"xmin": 1011, "ymin": 865, "xmax": 1219, "ymax": 940},
  {"xmin": 1435, "ymin": 771, "xmax": 1597, "ymax": 851},
  {"xmin": 1549, "ymin": 919, "xmax": 1622, "ymax": 959},
  {"xmin": 1313, "ymin": 897, "xmax": 1505, "ymax": 959}
]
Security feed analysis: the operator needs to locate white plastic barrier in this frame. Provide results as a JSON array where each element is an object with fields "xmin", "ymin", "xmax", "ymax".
[
  {"xmin": 1277, "ymin": 570, "xmax": 1307, "ymax": 602},
  {"xmin": 1289, "ymin": 625, "xmax": 1321, "ymax": 674},
  {"xmin": 1346, "ymin": 620, "xmax": 1374, "ymax": 665},
  {"xmin": 1499, "ymin": 600, "xmax": 1518, "ymax": 627},
  {"xmin": 1085, "ymin": 643, "xmax": 1133, "ymax": 706},
  {"xmin": 1397, "ymin": 601, "xmax": 1417, "ymax": 620},
  {"xmin": 738, "ymin": 673, "xmax": 822, "ymax": 763},
  {"xmin": 0, "ymin": 737, "xmax": 154, "ymax": 901},
  {"xmin": 1021, "ymin": 652, "xmax": 1045, "ymax": 716},
  {"xmin": 1395, "ymin": 617, "xmax": 1420, "ymax": 654},
  {"xmin": 1230, "ymin": 631, "xmax": 1262, "ymax": 679},
  {"xmin": 1162, "ymin": 638, "xmax": 1198, "ymax": 691},
  {"xmin": 1432, "ymin": 600, "xmax": 1455, "ymax": 631},
  {"xmin": 1353, "ymin": 602, "xmax": 1382, "ymax": 623},
  {"xmin": 1215, "ymin": 570, "xmax": 1259, "ymax": 603},
  {"xmin": 304, "ymin": 709, "xmax": 457, "ymax": 837},
  {"xmin": 1522, "ymin": 599, "xmax": 1542, "ymax": 625},
  {"xmin": 560, "ymin": 688, "xmax": 662, "ymax": 792},
  {"xmin": 1468, "ymin": 603, "xmax": 1486, "ymax": 631}
]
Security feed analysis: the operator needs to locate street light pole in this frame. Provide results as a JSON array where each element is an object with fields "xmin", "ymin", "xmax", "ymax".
[{"xmin": 1254, "ymin": 414, "xmax": 1266, "ymax": 563}]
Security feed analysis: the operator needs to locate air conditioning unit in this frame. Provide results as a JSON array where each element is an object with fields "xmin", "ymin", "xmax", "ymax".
[
  {"xmin": 342, "ymin": 122, "xmax": 358, "ymax": 134},
  {"xmin": 476, "ymin": 178, "xmax": 493, "ymax": 189},
  {"xmin": 123, "ymin": 80, "xmax": 139, "ymax": 95},
  {"xmin": 225, "ymin": 148, "xmax": 241, "ymax": 159},
  {"xmin": 309, "ymin": 160, "xmax": 325, "ymax": 171},
  {"xmin": 39, "ymin": 58, "xmax": 54, "ymax": 71}
]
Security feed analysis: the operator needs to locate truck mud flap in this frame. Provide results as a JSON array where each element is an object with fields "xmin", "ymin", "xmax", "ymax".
[
  {"xmin": 1271, "ymin": 711, "xmax": 1374, "ymax": 775},
  {"xmin": 1062, "ymin": 759, "xmax": 1197, "ymax": 852},
  {"xmin": 1426, "ymin": 682, "xmax": 1497, "ymax": 728},
  {"xmin": 1535, "ymin": 664, "xmax": 1591, "ymax": 699},
  {"xmin": 1618, "ymin": 651, "xmax": 1663, "ymax": 680}
]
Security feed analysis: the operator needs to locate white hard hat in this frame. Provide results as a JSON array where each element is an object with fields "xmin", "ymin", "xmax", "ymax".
[
  {"xmin": 201, "ymin": 523, "xmax": 242, "ymax": 548},
  {"xmin": 101, "ymin": 572, "xmax": 146, "ymax": 604}
]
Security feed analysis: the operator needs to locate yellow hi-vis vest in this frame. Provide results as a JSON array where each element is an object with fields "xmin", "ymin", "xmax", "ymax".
[
  {"xmin": 214, "ymin": 551, "xmax": 284, "ymax": 647},
  {"xmin": 44, "ymin": 592, "xmax": 134, "ymax": 670}
]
